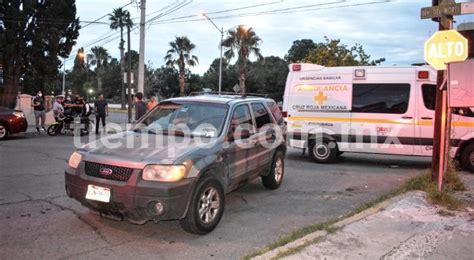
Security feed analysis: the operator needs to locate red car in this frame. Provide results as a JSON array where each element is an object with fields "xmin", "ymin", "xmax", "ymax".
[{"xmin": 0, "ymin": 106, "xmax": 28, "ymax": 140}]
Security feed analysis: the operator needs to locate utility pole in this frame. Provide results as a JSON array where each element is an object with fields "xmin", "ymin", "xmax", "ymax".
[
  {"xmin": 137, "ymin": 0, "xmax": 146, "ymax": 94},
  {"xmin": 199, "ymin": 13, "xmax": 224, "ymax": 94},
  {"xmin": 127, "ymin": 24, "xmax": 132, "ymax": 124},
  {"xmin": 421, "ymin": 0, "xmax": 473, "ymax": 191},
  {"xmin": 430, "ymin": 0, "xmax": 452, "ymax": 184},
  {"xmin": 62, "ymin": 57, "xmax": 66, "ymax": 95}
]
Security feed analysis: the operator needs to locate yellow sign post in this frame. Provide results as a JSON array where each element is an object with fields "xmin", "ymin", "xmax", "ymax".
[{"xmin": 424, "ymin": 30, "xmax": 468, "ymax": 70}]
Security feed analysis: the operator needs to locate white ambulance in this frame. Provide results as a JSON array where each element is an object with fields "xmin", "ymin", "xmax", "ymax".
[{"xmin": 282, "ymin": 63, "xmax": 474, "ymax": 172}]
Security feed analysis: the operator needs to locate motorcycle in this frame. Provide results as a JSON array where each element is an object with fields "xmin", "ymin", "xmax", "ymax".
[{"xmin": 47, "ymin": 114, "xmax": 92, "ymax": 136}]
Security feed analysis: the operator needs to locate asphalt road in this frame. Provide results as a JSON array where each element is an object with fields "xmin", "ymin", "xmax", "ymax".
[{"xmin": 0, "ymin": 126, "xmax": 432, "ymax": 259}]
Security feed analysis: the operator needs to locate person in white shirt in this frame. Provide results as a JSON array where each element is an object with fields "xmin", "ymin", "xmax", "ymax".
[{"xmin": 52, "ymin": 96, "xmax": 65, "ymax": 121}]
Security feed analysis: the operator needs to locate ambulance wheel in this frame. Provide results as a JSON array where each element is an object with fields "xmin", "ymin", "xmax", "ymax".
[
  {"xmin": 460, "ymin": 142, "xmax": 474, "ymax": 173},
  {"xmin": 308, "ymin": 139, "xmax": 338, "ymax": 164}
]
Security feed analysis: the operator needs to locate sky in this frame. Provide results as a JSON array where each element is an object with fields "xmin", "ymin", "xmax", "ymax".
[{"xmin": 71, "ymin": 0, "xmax": 474, "ymax": 74}]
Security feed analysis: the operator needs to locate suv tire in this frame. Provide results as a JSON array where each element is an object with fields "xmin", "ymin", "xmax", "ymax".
[
  {"xmin": 180, "ymin": 176, "xmax": 225, "ymax": 235},
  {"xmin": 308, "ymin": 138, "xmax": 338, "ymax": 163},
  {"xmin": 262, "ymin": 151, "xmax": 285, "ymax": 189},
  {"xmin": 460, "ymin": 142, "xmax": 474, "ymax": 173}
]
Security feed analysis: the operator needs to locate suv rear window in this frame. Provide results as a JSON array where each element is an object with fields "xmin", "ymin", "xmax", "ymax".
[
  {"xmin": 266, "ymin": 101, "xmax": 284, "ymax": 125},
  {"xmin": 352, "ymin": 83, "xmax": 410, "ymax": 114},
  {"xmin": 251, "ymin": 103, "xmax": 272, "ymax": 129}
]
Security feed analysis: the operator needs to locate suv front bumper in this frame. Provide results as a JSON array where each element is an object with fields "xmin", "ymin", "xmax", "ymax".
[{"xmin": 65, "ymin": 165, "xmax": 195, "ymax": 224}]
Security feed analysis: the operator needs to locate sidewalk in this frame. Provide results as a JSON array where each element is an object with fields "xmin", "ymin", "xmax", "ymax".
[
  {"xmin": 259, "ymin": 174, "xmax": 474, "ymax": 259},
  {"xmin": 24, "ymin": 111, "xmax": 129, "ymax": 134}
]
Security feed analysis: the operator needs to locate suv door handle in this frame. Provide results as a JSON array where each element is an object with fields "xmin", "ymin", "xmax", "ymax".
[{"xmin": 421, "ymin": 117, "xmax": 433, "ymax": 120}]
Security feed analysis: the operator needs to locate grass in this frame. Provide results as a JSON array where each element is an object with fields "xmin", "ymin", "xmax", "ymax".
[
  {"xmin": 272, "ymin": 237, "xmax": 322, "ymax": 259},
  {"xmin": 243, "ymin": 164, "xmax": 466, "ymax": 259},
  {"xmin": 404, "ymin": 161, "xmax": 465, "ymax": 210}
]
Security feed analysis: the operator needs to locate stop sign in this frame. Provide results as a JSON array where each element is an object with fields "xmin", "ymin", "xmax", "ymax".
[{"xmin": 424, "ymin": 30, "xmax": 468, "ymax": 70}]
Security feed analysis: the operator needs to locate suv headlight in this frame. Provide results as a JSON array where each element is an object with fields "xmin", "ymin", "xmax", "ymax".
[
  {"xmin": 68, "ymin": 152, "xmax": 82, "ymax": 169},
  {"xmin": 143, "ymin": 165, "xmax": 186, "ymax": 182}
]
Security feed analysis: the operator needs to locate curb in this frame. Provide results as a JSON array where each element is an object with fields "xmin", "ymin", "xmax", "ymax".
[{"xmin": 253, "ymin": 192, "xmax": 415, "ymax": 259}]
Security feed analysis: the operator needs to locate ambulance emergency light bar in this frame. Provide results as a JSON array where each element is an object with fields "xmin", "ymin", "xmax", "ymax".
[{"xmin": 418, "ymin": 71, "xmax": 430, "ymax": 79}]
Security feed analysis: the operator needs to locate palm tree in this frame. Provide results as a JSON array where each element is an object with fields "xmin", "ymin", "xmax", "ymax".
[
  {"xmin": 164, "ymin": 36, "xmax": 199, "ymax": 97},
  {"xmin": 222, "ymin": 25, "xmax": 263, "ymax": 94},
  {"xmin": 89, "ymin": 46, "xmax": 110, "ymax": 92},
  {"xmin": 109, "ymin": 7, "xmax": 133, "ymax": 108}
]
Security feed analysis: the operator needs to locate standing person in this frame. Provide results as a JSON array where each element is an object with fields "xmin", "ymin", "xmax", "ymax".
[
  {"xmin": 80, "ymin": 97, "xmax": 92, "ymax": 132},
  {"xmin": 134, "ymin": 92, "xmax": 147, "ymax": 121},
  {"xmin": 93, "ymin": 94, "xmax": 108, "ymax": 135},
  {"xmin": 32, "ymin": 91, "xmax": 46, "ymax": 133},
  {"xmin": 147, "ymin": 96, "xmax": 158, "ymax": 110}
]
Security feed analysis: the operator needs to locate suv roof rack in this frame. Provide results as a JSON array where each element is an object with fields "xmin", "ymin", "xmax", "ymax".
[{"xmin": 189, "ymin": 91, "xmax": 268, "ymax": 98}]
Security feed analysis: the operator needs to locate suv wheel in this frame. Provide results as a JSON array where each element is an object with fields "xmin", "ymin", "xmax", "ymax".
[
  {"xmin": 308, "ymin": 138, "xmax": 338, "ymax": 163},
  {"xmin": 460, "ymin": 143, "xmax": 474, "ymax": 173},
  {"xmin": 262, "ymin": 151, "xmax": 285, "ymax": 189},
  {"xmin": 0, "ymin": 123, "xmax": 8, "ymax": 140},
  {"xmin": 180, "ymin": 176, "xmax": 225, "ymax": 235}
]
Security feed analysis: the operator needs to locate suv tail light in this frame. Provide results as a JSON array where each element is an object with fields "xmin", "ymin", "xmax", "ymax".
[{"xmin": 282, "ymin": 111, "xmax": 288, "ymax": 117}]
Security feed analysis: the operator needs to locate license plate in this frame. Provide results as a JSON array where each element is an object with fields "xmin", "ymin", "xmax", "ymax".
[{"xmin": 85, "ymin": 185, "xmax": 111, "ymax": 203}]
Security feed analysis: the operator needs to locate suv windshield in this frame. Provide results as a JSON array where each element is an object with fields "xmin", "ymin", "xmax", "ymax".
[{"xmin": 135, "ymin": 101, "xmax": 229, "ymax": 137}]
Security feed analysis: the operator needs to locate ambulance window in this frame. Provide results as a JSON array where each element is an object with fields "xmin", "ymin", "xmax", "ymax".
[
  {"xmin": 251, "ymin": 103, "xmax": 272, "ymax": 129},
  {"xmin": 352, "ymin": 84, "xmax": 410, "ymax": 114},
  {"xmin": 422, "ymin": 84, "xmax": 436, "ymax": 110}
]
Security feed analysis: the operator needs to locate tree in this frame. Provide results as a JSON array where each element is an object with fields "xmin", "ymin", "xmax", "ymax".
[
  {"xmin": 0, "ymin": 0, "xmax": 80, "ymax": 107},
  {"xmin": 201, "ymin": 58, "xmax": 235, "ymax": 92},
  {"xmin": 70, "ymin": 48, "xmax": 90, "ymax": 96},
  {"xmin": 150, "ymin": 66, "xmax": 180, "ymax": 98},
  {"xmin": 89, "ymin": 46, "xmax": 110, "ymax": 92},
  {"xmin": 109, "ymin": 7, "xmax": 133, "ymax": 108},
  {"xmin": 246, "ymin": 56, "xmax": 288, "ymax": 101},
  {"xmin": 100, "ymin": 58, "xmax": 122, "ymax": 100},
  {"xmin": 164, "ymin": 36, "xmax": 199, "ymax": 97},
  {"xmin": 285, "ymin": 39, "xmax": 317, "ymax": 63},
  {"xmin": 222, "ymin": 25, "xmax": 263, "ymax": 94},
  {"xmin": 303, "ymin": 37, "xmax": 377, "ymax": 66},
  {"xmin": 124, "ymin": 50, "xmax": 139, "ymax": 86}
]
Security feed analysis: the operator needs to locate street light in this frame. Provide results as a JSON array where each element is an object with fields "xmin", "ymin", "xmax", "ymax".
[
  {"xmin": 87, "ymin": 88, "xmax": 93, "ymax": 101},
  {"xmin": 198, "ymin": 12, "xmax": 224, "ymax": 95}
]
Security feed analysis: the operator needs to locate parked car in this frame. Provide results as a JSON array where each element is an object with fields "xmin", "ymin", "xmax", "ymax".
[
  {"xmin": 0, "ymin": 106, "xmax": 28, "ymax": 140},
  {"xmin": 65, "ymin": 93, "xmax": 286, "ymax": 234}
]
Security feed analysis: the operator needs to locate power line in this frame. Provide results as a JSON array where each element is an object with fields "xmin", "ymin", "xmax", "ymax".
[
  {"xmin": 2, "ymin": 18, "xmax": 108, "ymax": 25},
  {"xmin": 80, "ymin": 1, "xmax": 134, "ymax": 29},
  {"xmin": 66, "ymin": 0, "xmax": 192, "ymax": 62},
  {"xmin": 150, "ymin": 0, "xmax": 393, "ymax": 26},
  {"xmin": 68, "ymin": 0, "xmax": 281, "ymax": 57}
]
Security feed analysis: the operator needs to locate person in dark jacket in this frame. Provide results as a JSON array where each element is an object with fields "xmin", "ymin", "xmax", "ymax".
[
  {"xmin": 134, "ymin": 92, "xmax": 147, "ymax": 121},
  {"xmin": 94, "ymin": 94, "xmax": 108, "ymax": 135}
]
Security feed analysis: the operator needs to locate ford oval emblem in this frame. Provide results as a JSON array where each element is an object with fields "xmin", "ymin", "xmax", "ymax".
[{"xmin": 99, "ymin": 168, "xmax": 113, "ymax": 176}]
